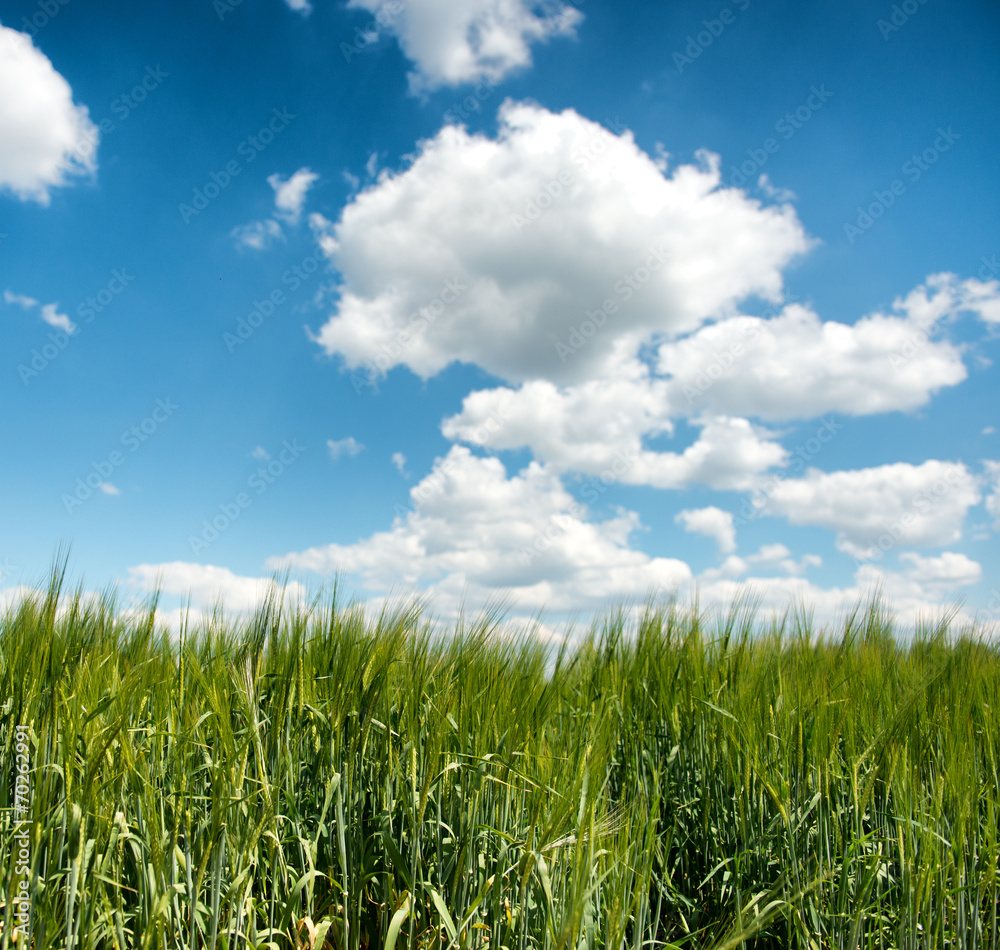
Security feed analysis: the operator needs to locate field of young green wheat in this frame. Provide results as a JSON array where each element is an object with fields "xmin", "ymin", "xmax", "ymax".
[{"xmin": 1, "ymin": 572, "xmax": 998, "ymax": 949}]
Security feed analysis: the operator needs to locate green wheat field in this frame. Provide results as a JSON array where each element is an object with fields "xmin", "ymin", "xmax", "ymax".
[{"xmin": 2, "ymin": 570, "xmax": 999, "ymax": 949}]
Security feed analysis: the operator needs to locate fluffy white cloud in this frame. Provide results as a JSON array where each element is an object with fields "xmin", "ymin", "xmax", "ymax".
[
  {"xmin": 327, "ymin": 436, "xmax": 365, "ymax": 460},
  {"xmin": 657, "ymin": 273, "xmax": 992, "ymax": 420},
  {"xmin": 442, "ymin": 376, "xmax": 785, "ymax": 489},
  {"xmin": 127, "ymin": 562, "xmax": 307, "ymax": 614},
  {"xmin": 346, "ymin": 0, "xmax": 582, "ymax": 91},
  {"xmin": 675, "ymin": 507, "xmax": 736, "ymax": 554},
  {"xmin": 268, "ymin": 445, "xmax": 693, "ymax": 613},
  {"xmin": 759, "ymin": 460, "xmax": 981, "ymax": 559},
  {"xmin": 898, "ymin": 551, "xmax": 982, "ymax": 593},
  {"xmin": 0, "ymin": 24, "xmax": 98, "ymax": 203},
  {"xmin": 269, "ymin": 167, "xmax": 318, "ymax": 224},
  {"xmin": 312, "ymin": 101, "xmax": 810, "ymax": 384},
  {"xmin": 283, "ymin": 0, "xmax": 311, "ymax": 14}
]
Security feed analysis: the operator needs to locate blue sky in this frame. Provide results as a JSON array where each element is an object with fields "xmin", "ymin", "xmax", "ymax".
[{"xmin": 2, "ymin": 0, "xmax": 999, "ymax": 630}]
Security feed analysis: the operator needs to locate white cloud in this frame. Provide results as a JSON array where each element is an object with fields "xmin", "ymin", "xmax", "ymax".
[
  {"xmin": 699, "ymin": 543, "xmax": 822, "ymax": 582},
  {"xmin": 443, "ymin": 377, "xmax": 786, "ymax": 489},
  {"xmin": 312, "ymin": 101, "xmax": 810, "ymax": 385},
  {"xmin": 127, "ymin": 562, "xmax": 307, "ymax": 614},
  {"xmin": 898, "ymin": 551, "xmax": 982, "ymax": 593},
  {"xmin": 264, "ymin": 447, "xmax": 983, "ymax": 629},
  {"xmin": 960, "ymin": 277, "xmax": 1000, "ymax": 325},
  {"xmin": 675, "ymin": 506, "xmax": 736, "ymax": 554},
  {"xmin": 40, "ymin": 302, "xmax": 74, "ymax": 334},
  {"xmin": 0, "ymin": 23, "xmax": 98, "ymax": 203},
  {"xmin": 231, "ymin": 218, "xmax": 284, "ymax": 251},
  {"xmin": 269, "ymin": 167, "xmax": 318, "ymax": 225},
  {"xmin": 694, "ymin": 560, "xmax": 981, "ymax": 633},
  {"xmin": 984, "ymin": 460, "xmax": 1000, "ymax": 530},
  {"xmin": 657, "ymin": 278, "xmax": 981, "ymax": 420},
  {"xmin": 4, "ymin": 290, "xmax": 38, "ymax": 309},
  {"xmin": 4, "ymin": 289, "xmax": 75, "ymax": 333},
  {"xmin": 231, "ymin": 167, "xmax": 317, "ymax": 251},
  {"xmin": 283, "ymin": 0, "xmax": 311, "ymax": 14},
  {"xmin": 760, "ymin": 460, "xmax": 981, "ymax": 559},
  {"xmin": 757, "ymin": 173, "xmax": 795, "ymax": 203},
  {"xmin": 268, "ymin": 445, "xmax": 693, "ymax": 613},
  {"xmin": 392, "ymin": 451, "xmax": 408, "ymax": 476},
  {"xmin": 346, "ymin": 0, "xmax": 583, "ymax": 91},
  {"xmin": 98, "ymin": 482, "xmax": 120, "ymax": 496},
  {"xmin": 251, "ymin": 445, "xmax": 271, "ymax": 460},
  {"xmin": 327, "ymin": 436, "xmax": 365, "ymax": 460}
]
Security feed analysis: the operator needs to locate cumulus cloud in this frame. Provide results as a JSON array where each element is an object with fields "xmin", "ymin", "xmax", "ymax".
[
  {"xmin": 656, "ymin": 274, "xmax": 992, "ymax": 420},
  {"xmin": 312, "ymin": 101, "xmax": 810, "ymax": 384},
  {"xmin": 759, "ymin": 460, "xmax": 981, "ymax": 559},
  {"xmin": 346, "ymin": 0, "xmax": 583, "ymax": 91},
  {"xmin": 327, "ymin": 436, "xmax": 365, "ymax": 460},
  {"xmin": 443, "ymin": 377, "xmax": 786, "ymax": 489},
  {"xmin": 127, "ymin": 562, "xmax": 307, "ymax": 614},
  {"xmin": 675, "ymin": 507, "xmax": 736, "ymax": 554},
  {"xmin": 265, "ymin": 448, "xmax": 980, "ymax": 627},
  {"xmin": 898, "ymin": 551, "xmax": 982, "ymax": 593},
  {"xmin": 0, "ymin": 23, "xmax": 98, "ymax": 203},
  {"xmin": 268, "ymin": 445, "xmax": 693, "ymax": 613}
]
